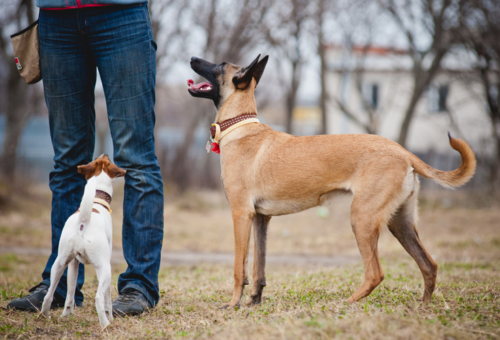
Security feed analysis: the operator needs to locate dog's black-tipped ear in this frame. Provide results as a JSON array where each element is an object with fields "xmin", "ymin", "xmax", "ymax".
[
  {"xmin": 253, "ymin": 55, "xmax": 268, "ymax": 86},
  {"xmin": 233, "ymin": 54, "xmax": 261, "ymax": 90}
]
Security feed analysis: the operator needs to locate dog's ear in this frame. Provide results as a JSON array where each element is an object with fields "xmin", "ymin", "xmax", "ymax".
[
  {"xmin": 253, "ymin": 55, "xmax": 268, "ymax": 86},
  {"xmin": 106, "ymin": 163, "xmax": 127, "ymax": 179},
  {"xmin": 78, "ymin": 162, "xmax": 98, "ymax": 180},
  {"xmin": 233, "ymin": 54, "xmax": 262, "ymax": 90}
]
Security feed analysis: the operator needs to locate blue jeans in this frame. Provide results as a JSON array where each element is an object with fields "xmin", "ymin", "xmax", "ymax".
[{"xmin": 39, "ymin": 3, "xmax": 164, "ymax": 307}]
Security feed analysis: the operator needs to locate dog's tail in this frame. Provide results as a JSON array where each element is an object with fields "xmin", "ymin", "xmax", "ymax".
[
  {"xmin": 79, "ymin": 176, "xmax": 97, "ymax": 224},
  {"xmin": 410, "ymin": 133, "xmax": 476, "ymax": 188}
]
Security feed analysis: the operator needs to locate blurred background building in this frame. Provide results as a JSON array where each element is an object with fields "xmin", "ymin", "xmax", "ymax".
[{"xmin": 0, "ymin": 0, "xmax": 498, "ymax": 192}]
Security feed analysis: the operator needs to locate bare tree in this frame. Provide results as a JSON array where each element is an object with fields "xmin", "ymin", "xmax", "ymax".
[
  {"xmin": 458, "ymin": 0, "xmax": 500, "ymax": 185},
  {"xmin": 379, "ymin": 0, "xmax": 463, "ymax": 147},
  {"xmin": 0, "ymin": 0, "xmax": 41, "ymax": 183},
  {"xmin": 319, "ymin": 0, "xmax": 385, "ymax": 135},
  {"xmin": 152, "ymin": 0, "xmax": 273, "ymax": 191},
  {"xmin": 315, "ymin": 0, "xmax": 329, "ymax": 135},
  {"xmin": 331, "ymin": 45, "xmax": 381, "ymax": 134},
  {"xmin": 265, "ymin": 0, "xmax": 312, "ymax": 134}
]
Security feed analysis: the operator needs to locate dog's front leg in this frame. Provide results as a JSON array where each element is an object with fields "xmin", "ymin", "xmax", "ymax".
[
  {"xmin": 247, "ymin": 214, "xmax": 271, "ymax": 306},
  {"xmin": 222, "ymin": 210, "xmax": 254, "ymax": 309}
]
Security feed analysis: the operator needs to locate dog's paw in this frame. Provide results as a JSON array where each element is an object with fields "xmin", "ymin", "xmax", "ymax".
[
  {"xmin": 219, "ymin": 302, "xmax": 239, "ymax": 310},
  {"xmin": 39, "ymin": 312, "xmax": 51, "ymax": 319},
  {"xmin": 60, "ymin": 311, "xmax": 72, "ymax": 318},
  {"xmin": 100, "ymin": 320, "xmax": 110, "ymax": 331},
  {"xmin": 105, "ymin": 310, "xmax": 114, "ymax": 322},
  {"xmin": 246, "ymin": 299, "xmax": 261, "ymax": 307},
  {"xmin": 345, "ymin": 296, "xmax": 356, "ymax": 304}
]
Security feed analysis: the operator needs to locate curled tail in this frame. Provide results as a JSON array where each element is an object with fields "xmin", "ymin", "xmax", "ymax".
[
  {"xmin": 410, "ymin": 133, "xmax": 477, "ymax": 189},
  {"xmin": 79, "ymin": 176, "xmax": 96, "ymax": 224}
]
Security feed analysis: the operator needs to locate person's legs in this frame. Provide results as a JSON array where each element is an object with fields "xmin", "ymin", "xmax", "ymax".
[
  {"xmin": 40, "ymin": 9, "xmax": 97, "ymax": 306},
  {"xmin": 7, "ymin": 11, "xmax": 95, "ymax": 310},
  {"xmin": 84, "ymin": 3, "xmax": 164, "ymax": 308}
]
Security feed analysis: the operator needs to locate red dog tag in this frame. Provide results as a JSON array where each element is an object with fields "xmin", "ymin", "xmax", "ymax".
[{"xmin": 14, "ymin": 57, "xmax": 22, "ymax": 70}]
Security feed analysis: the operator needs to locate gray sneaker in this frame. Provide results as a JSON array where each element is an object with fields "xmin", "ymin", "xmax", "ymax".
[
  {"xmin": 7, "ymin": 283, "xmax": 65, "ymax": 312},
  {"xmin": 112, "ymin": 288, "xmax": 152, "ymax": 316}
]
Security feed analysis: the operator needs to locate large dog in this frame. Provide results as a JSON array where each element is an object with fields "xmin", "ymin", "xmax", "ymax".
[
  {"xmin": 40, "ymin": 154, "xmax": 126, "ymax": 329},
  {"xmin": 187, "ymin": 55, "xmax": 476, "ymax": 308}
]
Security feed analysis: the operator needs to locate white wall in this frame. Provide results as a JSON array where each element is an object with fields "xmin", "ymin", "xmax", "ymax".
[{"xmin": 326, "ymin": 67, "xmax": 492, "ymax": 154}]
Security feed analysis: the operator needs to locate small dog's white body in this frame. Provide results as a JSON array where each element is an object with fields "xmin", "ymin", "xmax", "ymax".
[{"xmin": 41, "ymin": 156, "xmax": 124, "ymax": 329}]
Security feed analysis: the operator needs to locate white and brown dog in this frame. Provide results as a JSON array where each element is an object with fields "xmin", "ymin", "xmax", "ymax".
[
  {"xmin": 40, "ymin": 154, "xmax": 126, "ymax": 329},
  {"xmin": 187, "ymin": 55, "xmax": 476, "ymax": 308}
]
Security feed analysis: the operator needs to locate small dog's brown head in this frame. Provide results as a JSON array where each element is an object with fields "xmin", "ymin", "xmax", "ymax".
[
  {"xmin": 188, "ymin": 54, "xmax": 268, "ymax": 109},
  {"xmin": 77, "ymin": 154, "xmax": 126, "ymax": 180}
]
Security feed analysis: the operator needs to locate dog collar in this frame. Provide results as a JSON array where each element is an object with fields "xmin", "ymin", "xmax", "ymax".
[
  {"xmin": 208, "ymin": 114, "xmax": 260, "ymax": 153},
  {"xmin": 94, "ymin": 199, "xmax": 112, "ymax": 214},
  {"xmin": 94, "ymin": 190, "xmax": 112, "ymax": 214}
]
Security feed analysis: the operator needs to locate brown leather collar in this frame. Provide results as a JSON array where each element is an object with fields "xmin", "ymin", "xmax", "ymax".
[
  {"xmin": 95, "ymin": 190, "xmax": 111, "ymax": 211},
  {"xmin": 210, "ymin": 113, "xmax": 258, "ymax": 139},
  {"xmin": 96, "ymin": 190, "xmax": 111, "ymax": 204}
]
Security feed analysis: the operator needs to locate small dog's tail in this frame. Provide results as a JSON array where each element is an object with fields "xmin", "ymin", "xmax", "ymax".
[
  {"xmin": 79, "ymin": 176, "xmax": 97, "ymax": 224},
  {"xmin": 410, "ymin": 133, "xmax": 476, "ymax": 188}
]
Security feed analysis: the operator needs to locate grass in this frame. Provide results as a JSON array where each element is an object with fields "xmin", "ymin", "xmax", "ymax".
[{"xmin": 0, "ymin": 187, "xmax": 499, "ymax": 339}]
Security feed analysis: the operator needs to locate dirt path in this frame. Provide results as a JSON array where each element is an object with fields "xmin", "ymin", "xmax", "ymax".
[{"xmin": 0, "ymin": 246, "xmax": 360, "ymax": 267}]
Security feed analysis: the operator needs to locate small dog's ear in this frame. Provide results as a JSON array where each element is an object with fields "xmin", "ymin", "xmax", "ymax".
[
  {"xmin": 233, "ymin": 54, "xmax": 261, "ymax": 90},
  {"xmin": 106, "ymin": 163, "xmax": 127, "ymax": 179},
  {"xmin": 78, "ymin": 162, "xmax": 98, "ymax": 180}
]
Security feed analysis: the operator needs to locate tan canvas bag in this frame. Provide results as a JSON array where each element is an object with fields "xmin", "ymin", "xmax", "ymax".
[{"xmin": 10, "ymin": 20, "xmax": 41, "ymax": 84}]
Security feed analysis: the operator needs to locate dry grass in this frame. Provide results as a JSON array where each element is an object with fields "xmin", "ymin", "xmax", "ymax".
[{"xmin": 0, "ymin": 186, "xmax": 499, "ymax": 339}]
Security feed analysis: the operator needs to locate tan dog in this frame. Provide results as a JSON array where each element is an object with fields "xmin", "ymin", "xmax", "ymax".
[{"xmin": 187, "ymin": 55, "xmax": 476, "ymax": 308}]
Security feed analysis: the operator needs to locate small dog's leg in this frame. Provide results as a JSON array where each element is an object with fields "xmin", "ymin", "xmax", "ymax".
[
  {"xmin": 105, "ymin": 283, "xmax": 113, "ymax": 322},
  {"xmin": 41, "ymin": 257, "xmax": 69, "ymax": 317},
  {"xmin": 61, "ymin": 258, "xmax": 78, "ymax": 317},
  {"xmin": 248, "ymin": 214, "xmax": 271, "ymax": 306},
  {"xmin": 388, "ymin": 195, "xmax": 437, "ymax": 302},
  {"xmin": 222, "ymin": 210, "xmax": 254, "ymax": 309},
  {"xmin": 95, "ymin": 263, "xmax": 112, "ymax": 329},
  {"xmin": 347, "ymin": 207, "xmax": 384, "ymax": 303}
]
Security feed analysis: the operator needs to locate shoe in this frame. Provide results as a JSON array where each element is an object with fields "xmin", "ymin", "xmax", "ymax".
[
  {"xmin": 112, "ymin": 288, "xmax": 152, "ymax": 316},
  {"xmin": 6, "ymin": 283, "xmax": 65, "ymax": 312}
]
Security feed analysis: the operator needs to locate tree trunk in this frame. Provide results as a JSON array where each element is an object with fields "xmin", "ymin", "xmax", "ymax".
[
  {"xmin": 396, "ymin": 89, "xmax": 421, "ymax": 148},
  {"xmin": 397, "ymin": 50, "xmax": 447, "ymax": 148},
  {"xmin": 285, "ymin": 60, "xmax": 300, "ymax": 134},
  {"xmin": 1, "ymin": 65, "xmax": 31, "ymax": 182},
  {"xmin": 317, "ymin": 0, "xmax": 327, "ymax": 135},
  {"xmin": 0, "ymin": 0, "xmax": 37, "ymax": 183}
]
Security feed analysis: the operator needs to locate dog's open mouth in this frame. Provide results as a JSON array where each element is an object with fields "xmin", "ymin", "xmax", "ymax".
[{"xmin": 187, "ymin": 79, "xmax": 213, "ymax": 94}]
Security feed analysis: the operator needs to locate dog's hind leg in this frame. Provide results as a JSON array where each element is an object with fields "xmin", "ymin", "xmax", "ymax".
[
  {"xmin": 387, "ymin": 190, "xmax": 437, "ymax": 302},
  {"xmin": 105, "ymin": 284, "xmax": 113, "ymax": 322},
  {"xmin": 223, "ymin": 209, "xmax": 255, "ymax": 309},
  {"xmin": 61, "ymin": 258, "xmax": 79, "ymax": 317},
  {"xmin": 95, "ymin": 263, "xmax": 112, "ymax": 329},
  {"xmin": 247, "ymin": 214, "xmax": 271, "ymax": 306},
  {"xmin": 347, "ymin": 207, "xmax": 385, "ymax": 304},
  {"xmin": 41, "ymin": 255, "xmax": 72, "ymax": 317}
]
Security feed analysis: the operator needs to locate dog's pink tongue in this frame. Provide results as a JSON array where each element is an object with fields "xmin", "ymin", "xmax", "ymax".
[{"xmin": 187, "ymin": 79, "xmax": 212, "ymax": 90}]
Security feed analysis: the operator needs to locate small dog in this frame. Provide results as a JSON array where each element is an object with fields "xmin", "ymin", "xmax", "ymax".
[
  {"xmin": 187, "ymin": 54, "xmax": 476, "ymax": 308},
  {"xmin": 41, "ymin": 154, "xmax": 126, "ymax": 329}
]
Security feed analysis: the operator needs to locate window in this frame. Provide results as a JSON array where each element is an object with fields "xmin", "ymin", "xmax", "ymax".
[
  {"xmin": 362, "ymin": 83, "xmax": 379, "ymax": 111},
  {"xmin": 428, "ymin": 84, "xmax": 449, "ymax": 113},
  {"xmin": 489, "ymin": 85, "xmax": 498, "ymax": 108}
]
